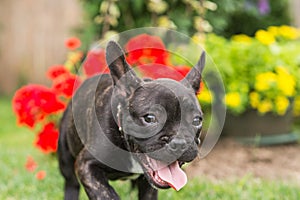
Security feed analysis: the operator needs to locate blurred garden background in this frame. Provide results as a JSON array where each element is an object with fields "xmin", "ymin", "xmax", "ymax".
[{"xmin": 1, "ymin": 0, "xmax": 300, "ymax": 199}]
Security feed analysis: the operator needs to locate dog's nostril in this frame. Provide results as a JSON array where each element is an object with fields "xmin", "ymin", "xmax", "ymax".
[{"xmin": 169, "ymin": 138, "xmax": 187, "ymax": 152}]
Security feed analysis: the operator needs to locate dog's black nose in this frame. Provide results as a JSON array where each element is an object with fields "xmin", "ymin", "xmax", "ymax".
[{"xmin": 168, "ymin": 138, "xmax": 187, "ymax": 153}]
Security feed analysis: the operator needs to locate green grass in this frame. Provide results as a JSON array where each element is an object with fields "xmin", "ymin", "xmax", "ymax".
[{"xmin": 1, "ymin": 98, "xmax": 300, "ymax": 200}]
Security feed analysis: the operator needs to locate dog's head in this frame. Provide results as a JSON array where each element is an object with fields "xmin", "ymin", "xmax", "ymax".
[{"xmin": 106, "ymin": 41, "xmax": 205, "ymax": 191}]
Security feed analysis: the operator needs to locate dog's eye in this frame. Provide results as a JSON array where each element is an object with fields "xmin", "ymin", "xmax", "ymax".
[
  {"xmin": 143, "ymin": 114, "xmax": 157, "ymax": 124},
  {"xmin": 192, "ymin": 116, "xmax": 202, "ymax": 127}
]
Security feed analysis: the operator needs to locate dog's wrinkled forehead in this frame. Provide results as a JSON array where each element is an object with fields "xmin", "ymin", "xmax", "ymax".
[
  {"xmin": 154, "ymin": 79, "xmax": 201, "ymax": 111},
  {"xmin": 154, "ymin": 78, "xmax": 195, "ymax": 97},
  {"xmin": 129, "ymin": 78, "xmax": 201, "ymax": 115}
]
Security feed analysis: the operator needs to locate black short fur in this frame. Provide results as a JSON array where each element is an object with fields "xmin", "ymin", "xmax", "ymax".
[{"xmin": 58, "ymin": 41, "xmax": 206, "ymax": 200}]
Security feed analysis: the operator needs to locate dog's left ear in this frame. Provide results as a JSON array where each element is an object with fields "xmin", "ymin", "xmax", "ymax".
[
  {"xmin": 181, "ymin": 51, "xmax": 206, "ymax": 93},
  {"xmin": 106, "ymin": 41, "xmax": 142, "ymax": 95}
]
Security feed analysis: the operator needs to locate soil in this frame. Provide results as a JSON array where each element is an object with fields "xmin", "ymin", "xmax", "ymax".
[{"xmin": 186, "ymin": 138, "xmax": 300, "ymax": 185}]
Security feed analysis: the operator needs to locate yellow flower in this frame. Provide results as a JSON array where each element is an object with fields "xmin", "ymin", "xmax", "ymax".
[
  {"xmin": 232, "ymin": 34, "xmax": 252, "ymax": 43},
  {"xmin": 276, "ymin": 66, "xmax": 296, "ymax": 96},
  {"xmin": 64, "ymin": 61, "xmax": 74, "ymax": 71},
  {"xmin": 267, "ymin": 26, "xmax": 279, "ymax": 36},
  {"xmin": 192, "ymin": 33, "xmax": 205, "ymax": 45},
  {"xmin": 255, "ymin": 30, "xmax": 276, "ymax": 45},
  {"xmin": 68, "ymin": 51, "xmax": 83, "ymax": 64},
  {"xmin": 157, "ymin": 16, "xmax": 177, "ymax": 29},
  {"xmin": 278, "ymin": 25, "xmax": 300, "ymax": 40},
  {"xmin": 257, "ymin": 100, "xmax": 273, "ymax": 114},
  {"xmin": 64, "ymin": 51, "xmax": 84, "ymax": 71},
  {"xmin": 249, "ymin": 92, "xmax": 260, "ymax": 108},
  {"xmin": 225, "ymin": 92, "xmax": 242, "ymax": 109},
  {"xmin": 255, "ymin": 72, "xmax": 277, "ymax": 91},
  {"xmin": 275, "ymin": 96, "xmax": 290, "ymax": 116},
  {"xmin": 293, "ymin": 96, "xmax": 300, "ymax": 116},
  {"xmin": 198, "ymin": 90, "xmax": 212, "ymax": 104}
]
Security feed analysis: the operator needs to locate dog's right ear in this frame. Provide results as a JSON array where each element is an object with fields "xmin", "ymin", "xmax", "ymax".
[
  {"xmin": 181, "ymin": 51, "xmax": 205, "ymax": 93},
  {"xmin": 106, "ymin": 41, "xmax": 142, "ymax": 95}
]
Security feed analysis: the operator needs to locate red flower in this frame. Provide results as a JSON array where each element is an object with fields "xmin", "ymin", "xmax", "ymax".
[
  {"xmin": 36, "ymin": 170, "xmax": 46, "ymax": 180},
  {"xmin": 25, "ymin": 156, "xmax": 38, "ymax": 172},
  {"xmin": 35, "ymin": 122, "xmax": 59, "ymax": 153},
  {"xmin": 136, "ymin": 64, "xmax": 186, "ymax": 81},
  {"xmin": 173, "ymin": 65, "xmax": 191, "ymax": 77},
  {"xmin": 52, "ymin": 73, "xmax": 81, "ymax": 98},
  {"xmin": 125, "ymin": 34, "xmax": 170, "ymax": 66},
  {"xmin": 200, "ymin": 81, "xmax": 205, "ymax": 92},
  {"xmin": 65, "ymin": 37, "xmax": 81, "ymax": 50},
  {"xmin": 12, "ymin": 85, "xmax": 66, "ymax": 128},
  {"xmin": 83, "ymin": 48, "xmax": 109, "ymax": 77},
  {"xmin": 46, "ymin": 65, "xmax": 69, "ymax": 80}
]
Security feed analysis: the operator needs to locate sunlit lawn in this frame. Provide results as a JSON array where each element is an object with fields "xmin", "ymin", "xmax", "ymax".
[{"xmin": 1, "ymin": 97, "xmax": 300, "ymax": 200}]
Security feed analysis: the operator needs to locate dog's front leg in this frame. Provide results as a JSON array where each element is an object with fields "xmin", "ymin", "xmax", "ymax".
[
  {"xmin": 136, "ymin": 176, "xmax": 158, "ymax": 200},
  {"xmin": 75, "ymin": 148, "xmax": 119, "ymax": 200}
]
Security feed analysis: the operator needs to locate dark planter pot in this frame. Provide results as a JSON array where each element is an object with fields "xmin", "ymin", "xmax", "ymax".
[
  {"xmin": 222, "ymin": 109, "xmax": 298, "ymax": 145},
  {"xmin": 294, "ymin": 116, "xmax": 300, "ymax": 129}
]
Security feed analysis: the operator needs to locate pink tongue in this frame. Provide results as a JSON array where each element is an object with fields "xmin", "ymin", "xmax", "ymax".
[{"xmin": 157, "ymin": 161, "xmax": 187, "ymax": 191}]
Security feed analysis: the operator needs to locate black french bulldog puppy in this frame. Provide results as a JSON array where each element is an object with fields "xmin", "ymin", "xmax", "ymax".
[{"xmin": 58, "ymin": 41, "xmax": 205, "ymax": 200}]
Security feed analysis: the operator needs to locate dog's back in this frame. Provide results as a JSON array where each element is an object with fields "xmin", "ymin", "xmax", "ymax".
[{"xmin": 58, "ymin": 74, "xmax": 112, "ymax": 157}]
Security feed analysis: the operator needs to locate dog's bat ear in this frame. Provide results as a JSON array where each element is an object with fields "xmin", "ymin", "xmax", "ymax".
[
  {"xmin": 106, "ymin": 41, "xmax": 142, "ymax": 95},
  {"xmin": 181, "ymin": 51, "xmax": 205, "ymax": 93},
  {"xmin": 106, "ymin": 41, "xmax": 133, "ymax": 84}
]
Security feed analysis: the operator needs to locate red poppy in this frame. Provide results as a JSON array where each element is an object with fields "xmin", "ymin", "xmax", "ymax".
[
  {"xmin": 173, "ymin": 65, "xmax": 191, "ymax": 77},
  {"xmin": 46, "ymin": 65, "xmax": 69, "ymax": 80},
  {"xmin": 125, "ymin": 34, "xmax": 170, "ymax": 66},
  {"xmin": 25, "ymin": 156, "xmax": 38, "ymax": 172},
  {"xmin": 65, "ymin": 37, "xmax": 81, "ymax": 50},
  {"xmin": 52, "ymin": 73, "xmax": 81, "ymax": 98},
  {"xmin": 36, "ymin": 170, "xmax": 46, "ymax": 180},
  {"xmin": 83, "ymin": 48, "xmax": 109, "ymax": 77},
  {"xmin": 12, "ymin": 85, "xmax": 65, "ymax": 128},
  {"xmin": 35, "ymin": 122, "xmax": 59, "ymax": 153},
  {"xmin": 199, "ymin": 81, "xmax": 205, "ymax": 92},
  {"xmin": 136, "ymin": 64, "xmax": 186, "ymax": 81}
]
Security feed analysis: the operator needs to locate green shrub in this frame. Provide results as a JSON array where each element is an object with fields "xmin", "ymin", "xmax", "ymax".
[{"xmin": 206, "ymin": 0, "xmax": 291, "ymax": 38}]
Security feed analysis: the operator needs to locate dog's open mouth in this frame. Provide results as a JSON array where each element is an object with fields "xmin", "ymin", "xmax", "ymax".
[{"xmin": 141, "ymin": 155, "xmax": 187, "ymax": 191}]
